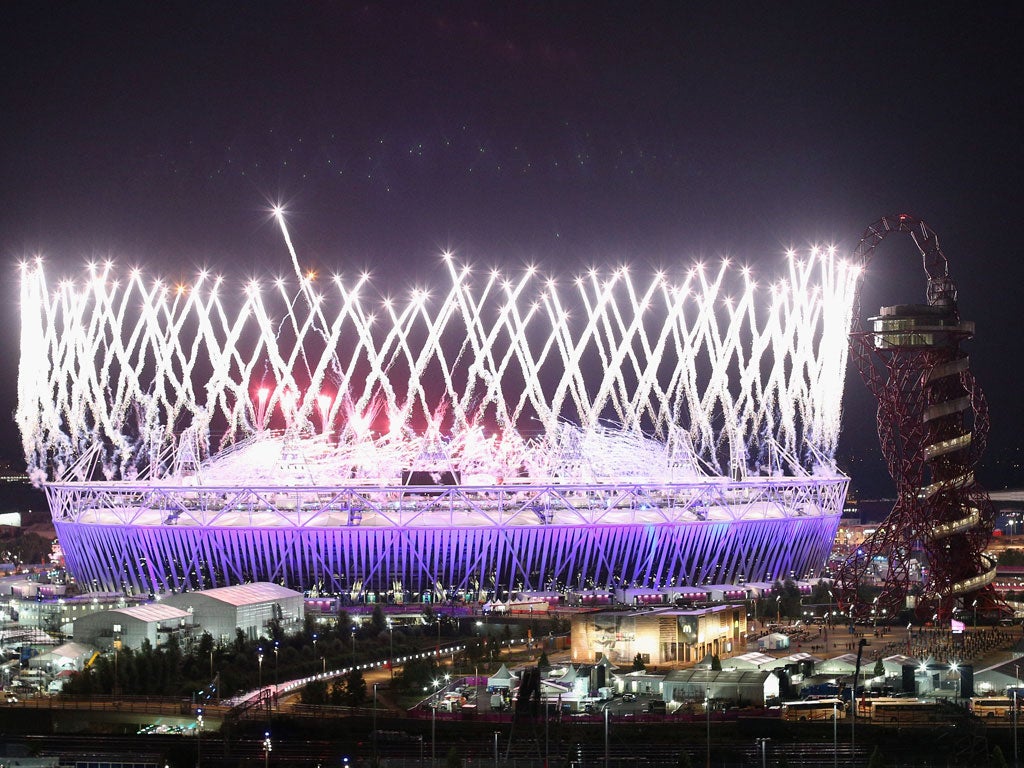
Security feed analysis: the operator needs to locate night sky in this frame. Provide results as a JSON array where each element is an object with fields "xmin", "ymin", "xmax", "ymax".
[{"xmin": 1, "ymin": 2, "xmax": 1021, "ymax": 496}]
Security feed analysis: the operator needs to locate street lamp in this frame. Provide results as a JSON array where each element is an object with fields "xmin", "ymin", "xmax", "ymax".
[
  {"xmin": 494, "ymin": 730, "xmax": 500, "ymax": 768},
  {"xmin": 1015, "ymin": 664, "xmax": 1020, "ymax": 768},
  {"xmin": 312, "ymin": 632, "xmax": 318, "ymax": 674},
  {"xmin": 195, "ymin": 707, "xmax": 203, "ymax": 768},
  {"xmin": 604, "ymin": 705, "xmax": 610, "ymax": 768},
  {"xmin": 388, "ymin": 618, "xmax": 394, "ymax": 680},
  {"xmin": 373, "ymin": 684, "xmax": 379, "ymax": 767},
  {"xmin": 705, "ymin": 687, "xmax": 711, "ymax": 768},
  {"xmin": 112, "ymin": 623, "xmax": 122, "ymax": 696},
  {"xmin": 273, "ymin": 641, "xmax": 280, "ymax": 687},
  {"xmin": 351, "ymin": 625, "xmax": 357, "ymax": 667},
  {"xmin": 431, "ymin": 689, "xmax": 438, "ymax": 768},
  {"xmin": 263, "ymin": 731, "xmax": 272, "ymax": 768},
  {"xmin": 755, "ymin": 737, "xmax": 770, "ymax": 768},
  {"xmin": 833, "ymin": 701, "xmax": 838, "ymax": 768},
  {"xmin": 258, "ymin": 647, "xmax": 264, "ymax": 690}
]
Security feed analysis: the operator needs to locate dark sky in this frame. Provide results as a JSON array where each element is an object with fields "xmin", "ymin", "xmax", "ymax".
[{"xmin": 1, "ymin": 2, "xmax": 1021, "ymax": 495}]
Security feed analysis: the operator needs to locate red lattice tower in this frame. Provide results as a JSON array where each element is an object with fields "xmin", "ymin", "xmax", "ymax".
[{"xmin": 835, "ymin": 214, "xmax": 997, "ymax": 622}]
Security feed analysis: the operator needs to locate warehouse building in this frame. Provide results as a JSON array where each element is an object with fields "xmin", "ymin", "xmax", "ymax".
[
  {"xmin": 73, "ymin": 603, "xmax": 193, "ymax": 650},
  {"xmin": 163, "ymin": 583, "xmax": 304, "ymax": 643}
]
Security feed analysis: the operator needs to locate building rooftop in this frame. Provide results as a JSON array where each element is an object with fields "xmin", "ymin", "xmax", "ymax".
[
  {"xmin": 179, "ymin": 582, "xmax": 302, "ymax": 607},
  {"xmin": 111, "ymin": 603, "xmax": 191, "ymax": 623}
]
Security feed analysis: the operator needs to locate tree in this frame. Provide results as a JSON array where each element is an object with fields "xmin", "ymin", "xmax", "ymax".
[
  {"xmin": 779, "ymin": 579, "xmax": 802, "ymax": 619},
  {"xmin": 677, "ymin": 751, "xmax": 693, "ymax": 768},
  {"xmin": 341, "ymin": 669, "xmax": 367, "ymax": 706},
  {"xmin": 711, "ymin": 654, "xmax": 722, "ymax": 671},
  {"xmin": 866, "ymin": 746, "xmax": 886, "ymax": 768},
  {"xmin": 538, "ymin": 651, "xmax": 551, "ymax": 672},
  {"xmin": 632, "ymin": 653, "xmax": 646, "ymax": 672},
  {"xmin": 337, "ymin": 608, "xmax": 353, "ymax": 639},
  {"xmin": 395, "ymin": 655, "xmax": 439, "ymax": 694},
  {"xmin": 992, "ymin": 745, "xmax": 1008, "ymax": 768},
  {"xmin": 873, "ymin": 657, "xmax": 885, "ymax": 678},
  {"xmin": 446, "ymin": 746, "xmax": 461, "ymax": 768},
  {"xmin": 301, "ymin": 678, "xmax": 328, "ymax": 705},
  {"xmin": 371, "ymin": 603, "xmax": 388, "ymax": 635}
]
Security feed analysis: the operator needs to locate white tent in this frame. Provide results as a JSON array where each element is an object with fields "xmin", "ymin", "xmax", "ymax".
[
  {"xmin": 817, "ymin": 653, "xmax": 859, "ymax": 675},
  {"xmin": 29, "ymin": 641, "xmax": 95, "ymax": 672},
  {"xmin": 881, "ymin": 654, "xmax": 916, "ymax": 676},
  {"xmin": 757, "ymin": 633, "xmax": 790, "ymax": 650},
  {"xmin": 488, "ymin": 663, "xmax": 514, "ymax": 689},
  {"xmin": 726, "ymin": 652, "xmax": 777, "ymax": 670}
]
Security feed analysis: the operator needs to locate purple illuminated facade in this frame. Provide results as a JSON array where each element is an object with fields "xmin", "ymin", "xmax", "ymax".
[{"xmin": 48, "ymin": 475, "xmax": 844, "ymax": 597}]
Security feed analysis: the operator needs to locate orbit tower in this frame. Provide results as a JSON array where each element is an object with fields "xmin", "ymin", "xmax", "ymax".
[{"xmin": 836, "ymin": 214, "xmax": 997, "ymax": 622}]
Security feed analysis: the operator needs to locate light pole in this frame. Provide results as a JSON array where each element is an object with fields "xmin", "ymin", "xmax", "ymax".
[
  {"xmin": 373, "ymin": 684, "xmax": 378, "ymax": 767},
  {"xmin": 494, "ymin": 730, "xmax": 500, "ymax": 768},
  {"xmin": 195, "ymin": 707, "xmax": 203, "ymax": 768},
  {"xmin": 604, "ymin": 705, "xmax": 610, "ymax": 768},
  {"xmin": 257, "ymin": 647, "xmax": 264, "ymax": 690},
  {"xmin": 705, "ymin": 687, "xmax": 711, "ymax": 768},
  {"xmin": 273, "ymin": 641, "xmax": 279, "ymax": 687},
  {"xmin": 388, "ymin": 618, "xmax": 394, "ymax": 680},
  {"xmin": 755, "ymin": 737, "xmax": 770, "ymax": 768},
  {"xmin": 833, "ymin": 701, "xmax": 838, "ymax": 768},
  {"xmin": 112, "ymin": 623, "xmax": 122, "ymax": 696},
  {"xmin": 312, "ymin": 633, "xmax": 318, "ymax": 674},
  {"xmin": 1016, "ymin": 664, "xmax": 1020, "ymax": 767},
  {"xmin": 351, "ymin": 626, "xmax": 357, "ymax": 667},
  {"xmin": 263, "ymin": 731, "xmax": 272, "ymax": 768},
  {"xmin": 431, "ymin": 697, "xmax": 437, "ymax": 768}
]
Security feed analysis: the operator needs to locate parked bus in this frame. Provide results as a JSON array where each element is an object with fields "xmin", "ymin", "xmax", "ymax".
[
  {"xmin": 865, "ymin": 698, "xmax": 939, "ymax": 723},
  {"xmin": 782, "ymin": 699, "xmax": 846, "ymax": 721},
  {"xmin": 970, "ymin": 697, "xmax": 1013, "ymax": 718}
]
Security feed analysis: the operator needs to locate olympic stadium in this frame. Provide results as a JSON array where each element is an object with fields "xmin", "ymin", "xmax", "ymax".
[{"xmin": 18, "ymin": 219, "xmax": 857, "ymax": 599}]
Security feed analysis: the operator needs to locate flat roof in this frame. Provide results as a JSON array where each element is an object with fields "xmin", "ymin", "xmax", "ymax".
[
  {"xmin": 184, "ymin": 582, "xmax": 302, "ymax": 607},
  {"xmin": 111, "ymin": 603, "xmax": 191, "ymax": 623}
]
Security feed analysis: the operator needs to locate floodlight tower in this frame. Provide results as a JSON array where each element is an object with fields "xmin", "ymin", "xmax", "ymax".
[{"xmin": 836, "ymin": 214, "xmax": 997, "ymax": 622}]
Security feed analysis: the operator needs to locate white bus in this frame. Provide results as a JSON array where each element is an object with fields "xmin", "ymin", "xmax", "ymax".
[
  {"xmin": 782, "ymin": 698, "xmax": 846, "ymax": 721},
  {"xmin": 970, "ymin": 697, "xmax": 1013, "ymax": 718},
  {"xmin": 864, "ymin": 698, "xmax": 938, "ymax": 723}
]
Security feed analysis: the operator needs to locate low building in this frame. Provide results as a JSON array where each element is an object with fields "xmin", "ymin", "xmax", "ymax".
[
  {"xmin": 73, "ymin": 603, "xmax": 193, "ymax": 650},
  {"xmin": 615, "ymin": 669, "xmax": 666, "ymax": 696},
  {"xmin": 570, "ymin": 605, "xmax": 745, "ymax": 666},
  {"xmin": 163, "ymin": 583, "xmax": 304, "ymax": 643},
  {"xmin": 725, "ymin": 651, "xmax": 777, "ymax": 670},
  {"xmin": 662, "ymin": 667, "xmax": 780, "ymax": 707},
  {"xmin": 757, "ymin": 632, "xmax": 790, "ymax": 651},
  {"xmin": 29, "ymin": 641, "xmax": 96, "ymax": 673}
]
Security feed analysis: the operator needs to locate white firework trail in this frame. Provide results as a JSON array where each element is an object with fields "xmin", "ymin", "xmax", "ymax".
[{"xmin": 16, "ymin": 223, "xmax": 860, "ymax": 484}]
